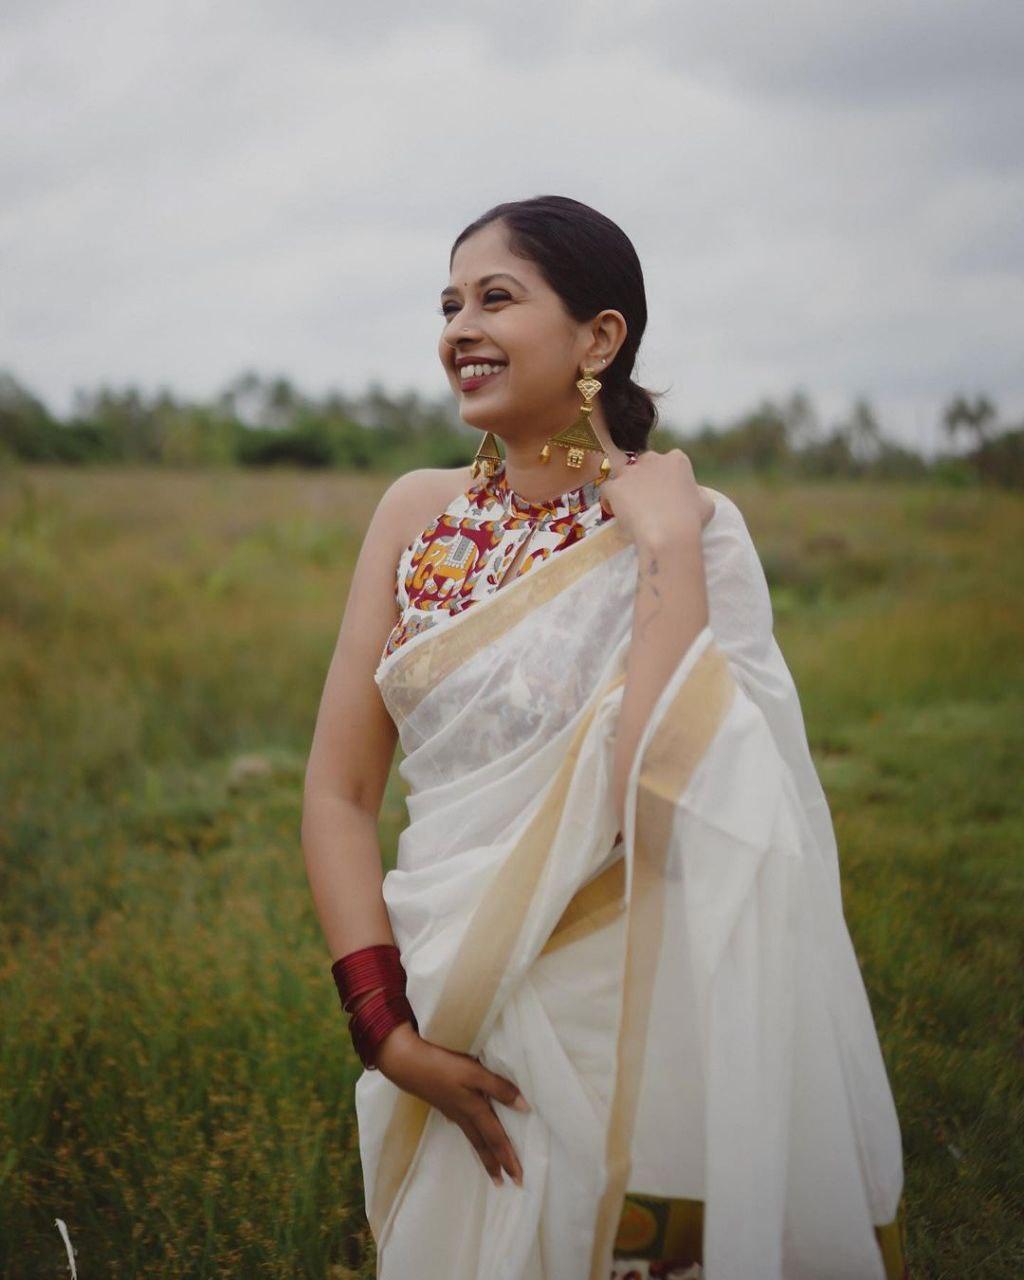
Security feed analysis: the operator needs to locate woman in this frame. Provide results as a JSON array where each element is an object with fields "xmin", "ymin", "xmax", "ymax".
[{"xmin": 301, "ymin": 196, "xmax": 909, "ymax": 1279}]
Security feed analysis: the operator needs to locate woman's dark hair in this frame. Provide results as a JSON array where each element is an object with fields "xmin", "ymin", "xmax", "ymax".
[{"xmin": 450, "ymin": 194, "xmax": 666, "ymax": 453}]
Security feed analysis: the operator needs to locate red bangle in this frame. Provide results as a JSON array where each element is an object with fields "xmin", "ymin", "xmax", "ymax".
[
  {"xmin": 349, "ymin": 988, "xmax": 418, "ymax": 1070},
  {"xmin": 331, "ymin": 944, "xmax": 407, "ymax": 1013}
]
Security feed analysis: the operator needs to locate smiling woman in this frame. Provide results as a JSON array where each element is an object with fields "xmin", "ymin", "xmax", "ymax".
[{"xmin": 301, "ymin": 194, "xmax": 910, "ymax": 1280}]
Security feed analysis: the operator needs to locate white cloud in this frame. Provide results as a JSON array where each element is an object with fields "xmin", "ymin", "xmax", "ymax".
[{"xmin": 1, "ymin": 0, "xmax": 1021, "ymax": 454}]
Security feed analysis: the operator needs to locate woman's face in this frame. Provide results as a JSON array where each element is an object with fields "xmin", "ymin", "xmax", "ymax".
[{"xmin": 437, "ymin": 220, "xmax": 602, "ymax": 440}]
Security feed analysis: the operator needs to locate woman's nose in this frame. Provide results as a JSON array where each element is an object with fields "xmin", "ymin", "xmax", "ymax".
[
  {"xmin": 441, "ymin": 300, "xmax": 485, "ymax": 352},
  {"xmin": 448, "ymin": 321, "xmax": 479, "ymax": 345}
]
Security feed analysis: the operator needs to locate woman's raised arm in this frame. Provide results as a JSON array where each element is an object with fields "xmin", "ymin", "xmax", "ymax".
[{"xmin": 601, "ymin": 450, "xmax": 715, "ymax": 830}]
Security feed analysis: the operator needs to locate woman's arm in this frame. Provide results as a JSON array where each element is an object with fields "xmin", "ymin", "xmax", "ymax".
[
  {"xmin": 301, "ymin": 470, "xmax": 529, "ymax": 1189},
  {"xmin": 604, "ymin": 452, "xmax": 713, "ymax": 831},
  {"xmin": 611, "ymin": 520, "xmax": 709, "ymax": 829},
  {"xmin": 301, "ymin": 479, "xmax": 410, "ymax": 1008}
]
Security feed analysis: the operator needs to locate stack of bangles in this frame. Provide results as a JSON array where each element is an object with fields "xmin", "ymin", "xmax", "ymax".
[{"xmin": 331, "ymin": 943, "xmax": 419, "ymax": 1070}]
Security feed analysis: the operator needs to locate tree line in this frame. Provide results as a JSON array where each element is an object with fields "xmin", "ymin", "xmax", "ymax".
[{"xmin": 1, "ymin": 368, "xmax": 1021, "ymax": 487}]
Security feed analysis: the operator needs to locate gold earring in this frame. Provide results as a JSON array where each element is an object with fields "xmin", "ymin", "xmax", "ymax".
[
  {"xmin": 538, "ymin": 366, "xmax": 611, "ymax": 479},
  {"xmin": 470, "ymin": 430, "xmax": 503, "ymax": 479}
]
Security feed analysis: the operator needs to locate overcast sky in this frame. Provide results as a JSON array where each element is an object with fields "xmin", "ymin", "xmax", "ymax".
[{"xmin": 2, "ymin": 0, "xmax": 1022, "ymax": 455}]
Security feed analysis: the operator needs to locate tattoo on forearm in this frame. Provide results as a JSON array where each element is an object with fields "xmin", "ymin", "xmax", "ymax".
[{"xmin": 637, "ymin": 548, "xmax": 662, "ymax": 641}]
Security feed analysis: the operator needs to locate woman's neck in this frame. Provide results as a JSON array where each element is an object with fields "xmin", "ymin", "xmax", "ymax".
[{"xmin": 496, "ymin": 406, "xmax": 625, "ymax": 502}]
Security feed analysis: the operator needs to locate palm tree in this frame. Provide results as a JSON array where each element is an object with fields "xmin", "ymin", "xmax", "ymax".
[{"xmin": 941, "ymin": 394, "xmax": 998, "ymax": 449}]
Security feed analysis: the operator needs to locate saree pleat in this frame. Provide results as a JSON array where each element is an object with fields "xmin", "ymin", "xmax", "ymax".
[
  {"xmin": 588, "ymin": 640, "xmax": 737, "ymax": 1279},
  {"xmin": 357, "ymin": 496, "xmax": 908, "ymax": 1279}
]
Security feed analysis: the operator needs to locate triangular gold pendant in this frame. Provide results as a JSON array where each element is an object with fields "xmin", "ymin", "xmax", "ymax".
[
  {"xmin": 470, "ymin": 430, "xmax": 503, "ymax": 478},
  {"xmin": 548, "ymin": 412, "xmax": 603, "ymax": 452}
]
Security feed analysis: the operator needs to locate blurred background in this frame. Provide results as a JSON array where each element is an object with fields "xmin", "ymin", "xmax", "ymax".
[{"xmin": 2, "ymin": 3, "xmax": 1022, "ymax": 1277}]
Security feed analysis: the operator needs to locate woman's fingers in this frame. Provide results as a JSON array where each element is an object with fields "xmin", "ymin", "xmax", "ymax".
[
  {"xmin": 471, "ymin": 1097, "xmax": 524, "ymax": 1187},
  {"xmin": 416, "ymin": 1050, "xmax": 530, "ymax": 1188},
  {"xmin": 473, "ymin": 1063, "xmax": 531, "ymax": 1114},
  {"xmin": 457, "ymin": 1116, "xmax": 505, "ymax": 1187},
  {"xmin": 467, "ymin": 1062, "xmax": 529, "ymax": 1184}
]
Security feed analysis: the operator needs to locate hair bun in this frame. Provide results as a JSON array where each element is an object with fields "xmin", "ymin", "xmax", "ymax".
[{"xmin": 584, "ymin": 369, "xmax": 662, "ymax": 452}]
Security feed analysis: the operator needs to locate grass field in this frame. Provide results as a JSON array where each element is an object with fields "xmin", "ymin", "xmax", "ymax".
[{"xmin": 1, "ymin": 463, "xmax": 1022, "ymax": 1278}]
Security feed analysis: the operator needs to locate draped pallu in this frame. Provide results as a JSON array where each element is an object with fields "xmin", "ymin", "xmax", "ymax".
[{"xmin": 356, "ymin": 492, "xmax": 908, "ymax": 1280}]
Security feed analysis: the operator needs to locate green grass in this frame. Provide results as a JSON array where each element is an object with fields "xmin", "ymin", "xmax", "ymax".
[{"xmin": 1, "ymin": 464, "xmax": 1021, "ymax": 1277}]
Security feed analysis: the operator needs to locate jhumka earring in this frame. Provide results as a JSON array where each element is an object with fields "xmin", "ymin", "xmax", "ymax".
[
  {"xmin": 539, "ymin": 361, "xmax": 611, "ymax": 481},
  {"xmin": 470, "ymin": 430, "xmax": 503, "ymax": 480}
]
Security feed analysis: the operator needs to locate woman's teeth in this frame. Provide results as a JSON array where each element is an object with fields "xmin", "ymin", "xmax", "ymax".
[{"xmin": 460, "ymin": 363, "xmax": 506, "ymax": 381}]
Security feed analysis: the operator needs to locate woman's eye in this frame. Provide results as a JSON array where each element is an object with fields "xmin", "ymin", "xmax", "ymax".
[{"xmin": 438, "ymin": 291, "xmax": 509, "ymax": 318}]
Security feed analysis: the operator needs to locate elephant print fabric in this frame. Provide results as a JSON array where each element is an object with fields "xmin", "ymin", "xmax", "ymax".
[{"xmin": 379, "ymin": 458, "xmax": 614, "ymax": 666}]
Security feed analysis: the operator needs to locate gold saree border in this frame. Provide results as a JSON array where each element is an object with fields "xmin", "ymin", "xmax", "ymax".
[
  {"xmin": 378, "ymin": 518, "xmax": 632, "ymax": 723},
  {"xmin": 368, "ymin": 670, "xmax": 628, "ymax": 1246},
  {"xmin": 539, "ymin": 856, "xmax": 626, "ymax": 957},
  {"xmin": 610, "ymin": 1190, "xmax": 910, "ymax": 1278},
  {"xmin": 589, "ymin": 635, "xmax": 909, "ymax": 1280},
  {"xmin": 875, "ymin": 1192, "xmax": 911, "ymax": 1280},
  {"xmin": 588, "ymin": 637, "xmax": 737, "ymax": 1279}
]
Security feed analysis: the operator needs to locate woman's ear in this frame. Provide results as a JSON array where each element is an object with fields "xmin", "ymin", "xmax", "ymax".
[{"xmin": 588, "ymin": 307, "xmax": 627, "ymax": 368}]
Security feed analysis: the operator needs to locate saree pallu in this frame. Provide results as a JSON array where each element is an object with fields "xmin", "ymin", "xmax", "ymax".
[{"xmin": 356, "ymin": 493, "xmax": 907, "ymax": 1280}]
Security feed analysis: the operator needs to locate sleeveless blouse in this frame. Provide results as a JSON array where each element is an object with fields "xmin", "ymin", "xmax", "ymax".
[{"xmin": 380, "ymin": 459, "xmax": 615, "ymax": 665}]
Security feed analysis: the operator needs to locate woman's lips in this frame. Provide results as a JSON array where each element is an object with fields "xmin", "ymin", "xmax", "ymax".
[{"xmin": 460, "ymin": 366, "xmax": 506, "ymax": 392}]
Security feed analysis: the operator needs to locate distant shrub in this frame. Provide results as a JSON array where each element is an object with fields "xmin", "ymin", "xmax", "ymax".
[
  {"xmin": 236, "ymin": 423, "xmax": 335, "ymax": 468},
  {"xmin": 3, "ymin": 365, "xmax": 1023, "ymax": 489},
  {"xmin": 970, "ymin": 427, "xmax": 1024, "ymax": 489}
]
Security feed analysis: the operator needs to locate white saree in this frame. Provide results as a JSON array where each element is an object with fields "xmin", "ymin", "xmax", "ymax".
[{"xmin": 356, "ymin": 490, "xmax": 908, "ymax": 1280}]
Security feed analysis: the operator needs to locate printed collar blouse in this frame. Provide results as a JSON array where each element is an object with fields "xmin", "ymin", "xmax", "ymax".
[{"xmin": 381, "ymin": 460, "xmax": 614, "ymax": 665}]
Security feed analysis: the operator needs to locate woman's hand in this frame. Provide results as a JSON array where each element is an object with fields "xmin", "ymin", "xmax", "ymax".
[
  {"xmin": 599, "ymin": 448, "xmax": 715, "ymax": 546},
  {"xmin": 374, "ymin": 1022, "xmax": 529, "ymax": 1189}
]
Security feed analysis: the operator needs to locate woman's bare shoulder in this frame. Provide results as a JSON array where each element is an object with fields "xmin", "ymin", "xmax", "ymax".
[
  {"xmin": 373, "ymin": 464, "xmax": 476, "ymax": 563},
  {"xmin": 339, "ymin": 465, "xmax": 478, "ymax": 669}
]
